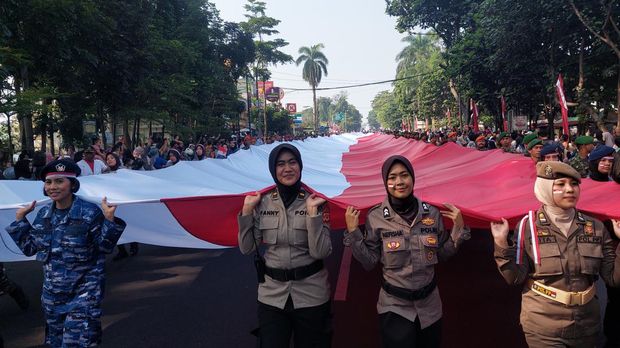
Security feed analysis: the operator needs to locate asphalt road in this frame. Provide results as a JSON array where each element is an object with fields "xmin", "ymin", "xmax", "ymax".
[{"xmin": 1, "ymin": 229, "xmax": 585, "ymax": 348}]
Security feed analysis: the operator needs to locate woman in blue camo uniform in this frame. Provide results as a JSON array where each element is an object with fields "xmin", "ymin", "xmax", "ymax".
[{"xmin": 5, "ymin": 159, "xmax": 126, "ymax": 347}]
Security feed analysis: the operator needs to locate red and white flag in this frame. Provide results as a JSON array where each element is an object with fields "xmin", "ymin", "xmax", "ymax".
[
  {"xmin": 555, "ymin": 74, "xmax": 569, "ymax": 136},
  {"xmin": 501, "ymin": 96, "xmax": 508, "ymax": 132},
  {"xmin": 2, "ymin": 134, "xmax": 619, "ymax": 261}
]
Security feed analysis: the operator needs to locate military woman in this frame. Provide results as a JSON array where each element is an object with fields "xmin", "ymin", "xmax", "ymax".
[
  {"xmin": 5, "ymin": 159, "xmax": 126, "ymax": 347},
  {"xmin": 491, "ymin": 161, "xmax": 620, "ymax": 347}
]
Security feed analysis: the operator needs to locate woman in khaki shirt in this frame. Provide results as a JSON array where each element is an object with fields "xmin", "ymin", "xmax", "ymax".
[{"xmin": 492, "ymin": 161, "xmax": 620, "ymax": 347}]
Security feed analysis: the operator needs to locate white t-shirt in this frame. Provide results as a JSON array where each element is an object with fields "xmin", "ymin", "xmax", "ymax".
[{"xmin": 77, "ymin": 159, "xmax": 106, "ymax": 176}]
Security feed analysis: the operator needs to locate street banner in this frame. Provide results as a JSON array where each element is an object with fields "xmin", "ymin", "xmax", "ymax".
[
  {"xmin": 501, "ymin": 96, "xmax": 508, "ymax": 132},
  {"xmin": 257, "ymin": 81, "xmax": 273, "ymax": 98},
  {"xmin": 2, "ymin": 134, "xmax": 618, "ymax": 261},
  {"xmin": 555, "ymin": 74, "xmax": 570, "ymax": 135}
]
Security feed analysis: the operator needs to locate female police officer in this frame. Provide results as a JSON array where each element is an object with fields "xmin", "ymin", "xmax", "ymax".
[
  {"xmin": 238, "ymin": 144, "xmax": 332, "ymax": 348},
  {"xmin": 5, "ymin": 159, "xmax": 126, "ymax": 347},
  {"xmin": 343, "ymin": 155, "xmax": 470, "ymax": 348},
  {"xmin": 491, "ymin": 161, "xmax": 620, "ymax": 347}
]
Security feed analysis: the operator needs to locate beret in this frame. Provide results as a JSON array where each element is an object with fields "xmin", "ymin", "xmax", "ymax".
[
  {"xmin": 527, "ymin": 138, "xmax": 543, "ymax": 150},
  {"xmin": 40, "ymin": 159, "xmax": 81, "ymax": 181},
  {"xmin": 523, "ymin": 133, "xmax": 538, "ymax": 145},
  {"xmin": 589, "ymin": 145, "xmax": 615, "ymax": 162},
  {"xmin": 575, "ymin": 135, "xmax": 594, "ymax": 145}
]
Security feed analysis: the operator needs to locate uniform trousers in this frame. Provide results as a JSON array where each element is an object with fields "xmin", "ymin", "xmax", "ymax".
[
  {"xmin": 257, "ymin": 296, "xmax": 331, "ymax": 348},
  {"xmin": 523, "ymin": 330, "xmax": 598, "ymax": 348},
  {"xmin": 379, "ymin": 312, "xmax": 441, "ymax": 348}
]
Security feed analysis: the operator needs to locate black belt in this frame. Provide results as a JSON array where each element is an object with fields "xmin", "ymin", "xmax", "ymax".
[
  {"xmin": 382, "ymin": 276, "xmax": 437, "ymax": 301},
  {"xmin": 265, "ymin": 260, "xmax": 324, "ymax": 282}
]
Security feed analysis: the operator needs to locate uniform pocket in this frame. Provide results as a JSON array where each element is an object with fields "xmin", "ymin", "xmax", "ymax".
[
  {"xmin": 259, "ymin": 217, "xmax": 279, "ymax": 245},
  {"xmin": 420, "ymin": 234, "xmax": 439, "ymax": 265},
  {"xmin": 535, "ymin": 243, "xmax": 563, "ymax": 276},
  {"xmin": 577, "ymin": 242, "xmax": 603, "ymax": 275},
  {"xmin": 383, "ymin": 236, "xmax": 409, "ymax": 269},
  {"xmin": 292, "ymin": 216, "xmax": 308, "ymax": 246}
]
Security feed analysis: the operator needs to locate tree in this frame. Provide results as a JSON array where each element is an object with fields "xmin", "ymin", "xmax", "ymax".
[
  {"xmin": 295, "ymin": 43, "xmax": 329, "ymax": 132},
  {"xmin": 241, "ymin": 0, "xmax": 292, "ymax": 139},
  {"xmin": 568, "ymin": 0, "xmax": 620, "ymax": 132}
]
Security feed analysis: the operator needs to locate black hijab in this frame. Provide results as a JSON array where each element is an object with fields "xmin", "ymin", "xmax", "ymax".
[
  {"xmin": 382, "ymin": 155, "xmax": 418, "ymax": 223},
  {"xmin": 269, "ymin": 144, "xmax": 303, "ymax": 208}
]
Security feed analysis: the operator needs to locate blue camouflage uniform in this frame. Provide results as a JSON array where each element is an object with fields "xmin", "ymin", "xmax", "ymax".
[{"xmin": 6, "ymin": 195, "xmax": 126, "ymax": 347}]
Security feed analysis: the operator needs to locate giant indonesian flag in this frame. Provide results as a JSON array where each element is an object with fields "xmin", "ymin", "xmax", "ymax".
[{"xmin": 1, "ymin": 133, "xmax": 619, "ymax": 261}]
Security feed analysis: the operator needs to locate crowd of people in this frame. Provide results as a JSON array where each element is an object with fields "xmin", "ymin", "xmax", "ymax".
[{"xmin": 1, "ymin": 125, "xmax": 620, "ymax": 347}]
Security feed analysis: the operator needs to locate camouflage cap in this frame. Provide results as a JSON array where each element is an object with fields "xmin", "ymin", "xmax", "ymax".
[{"xmin": 536, "ymin": 161, "xmax": 581, "ymax": 183}]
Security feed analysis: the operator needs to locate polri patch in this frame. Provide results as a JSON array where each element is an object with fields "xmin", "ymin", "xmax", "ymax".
[
  {"xmin": 584, "ymin": 221, "xmax": 594, "ymax": 235},
  {"xmin": 426, "ymin": 250, "xmax": 435, "ymax": 261}
]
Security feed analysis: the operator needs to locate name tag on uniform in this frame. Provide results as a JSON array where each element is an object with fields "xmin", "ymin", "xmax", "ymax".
[
  {"xmin": 577, "ymin": 235, "xmax": 602, "ymax": 244},
  {"xmin": 537, "ymin": 235, "xmax": 557, "ymax": 244}
]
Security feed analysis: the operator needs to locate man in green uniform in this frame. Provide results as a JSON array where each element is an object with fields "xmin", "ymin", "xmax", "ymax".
[{"xmin": 568, "ymin": 135, "xmax": 594, "ymax": 178}]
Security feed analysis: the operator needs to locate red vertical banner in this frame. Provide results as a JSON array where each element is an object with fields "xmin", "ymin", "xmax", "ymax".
[
  {"xmin": 555, "ymin": 74, "xmax": 569, "ymax": 136},
  {"xmin": 470, "ymin": 99, "xmax": 479, "ymax": 132},
  {"xmin": 501, "ymin": 96, "xmax": 508, "ymax": 132}
]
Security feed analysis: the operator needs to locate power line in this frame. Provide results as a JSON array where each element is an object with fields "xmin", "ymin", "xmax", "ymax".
[{"xmin": 281, "ymin": 72, "xmax": 433, "ymax": 91}]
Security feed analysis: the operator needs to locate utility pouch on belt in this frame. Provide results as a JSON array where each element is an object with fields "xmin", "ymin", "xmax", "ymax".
[{"xmin": 254, "ymin": 253, "xmax": 266, "ymax": 284}]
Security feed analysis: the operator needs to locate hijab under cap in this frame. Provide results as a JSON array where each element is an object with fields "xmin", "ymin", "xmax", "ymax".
[
  {"xmin": 534, "ymin": 176, "xmax": 577, "ymax": 235},
  {"xmin": 382, "ymin": 155, "xmax": 418, "ymax": 221},
  {"xmin": 268, "ymin": 144, "xmax": 303, "ymax": 208}
]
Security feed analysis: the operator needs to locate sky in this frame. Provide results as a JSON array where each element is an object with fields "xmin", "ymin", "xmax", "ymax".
[{"xmin": 209, "ymin": 0, "xmax": 409, "ymax": 122}]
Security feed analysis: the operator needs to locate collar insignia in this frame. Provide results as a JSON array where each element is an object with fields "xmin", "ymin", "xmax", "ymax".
[
  {"xmin": 383, "ymin": 207, "xmax": 391, "ymax": 218},
  {"xmin": 538, "ymin": 212, "xmax": 548, "ymax": 225}
]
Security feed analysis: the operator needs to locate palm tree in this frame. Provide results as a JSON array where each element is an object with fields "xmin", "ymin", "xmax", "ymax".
[{"xmin": 296, "ymin": 44, "xmax": 328, "ymax": 132}]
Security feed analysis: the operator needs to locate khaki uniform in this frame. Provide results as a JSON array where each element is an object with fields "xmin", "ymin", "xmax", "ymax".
[
  {"xmin": 494, "ymin": 209, "xmax": 620, "ymax": 342},
  {"xmin": 344, "ymin": 197, "xmax": 469, "ymax": 329},
  {"xmin": 238, "ymin": 189, "xmax": 332, "ymax": 309},
  {"xmin": 568, "ymin": 155, "xmax": 589, "ymax": 178}
]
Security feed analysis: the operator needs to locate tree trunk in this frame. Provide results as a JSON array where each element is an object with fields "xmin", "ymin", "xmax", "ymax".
[
  {"xmin": 124, "ymin": 117, "xmax": 131, "ymax": 149},
  {"xmin": 49, "ymin": 124, "xmax": 55, "ymax": 157},
  {"xmin": 312, "ymin": 86, "xmax": 318, "ymax": 133},
  {"xmin": 17, "ymin": 66, "xmax": 35, "ymax": 154}
]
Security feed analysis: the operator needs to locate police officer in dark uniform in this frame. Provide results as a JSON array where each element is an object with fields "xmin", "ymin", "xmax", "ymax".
[
  {"xmin": 238, "ymin": 144, "xmax": 332, "ymax": 348},
  {"xmin": 343, "ymin": 155, "xmax": 470, "ymax": 348},
  {"xmin": 5, "ymin": 159, "xmax": 126, "ymax": 347}
]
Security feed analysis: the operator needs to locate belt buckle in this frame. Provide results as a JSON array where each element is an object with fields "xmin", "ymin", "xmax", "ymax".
[{"xmin": 569, "ymin": 291, "xmax": 582, "ymax": 306}]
